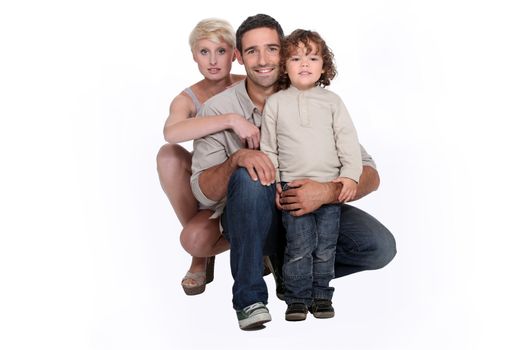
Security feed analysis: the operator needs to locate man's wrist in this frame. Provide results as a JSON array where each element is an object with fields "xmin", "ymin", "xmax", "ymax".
[
  {"xmin": 229, "ymin": 149, "xmax": 242, "ymax": 169},
  {"xmin": 323, "ymin": 181, "xmax": 342, "ymax": 204}
]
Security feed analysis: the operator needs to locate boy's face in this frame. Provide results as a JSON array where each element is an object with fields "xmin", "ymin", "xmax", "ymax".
[
  {"xmin": 193, "ymin": 39, "xmax": 235, "ymax": 81},
  {"xmin": 285, "ymin": 41, "xmax": 324, "ymax": 90},
  {"xmin": 235, "ymin": 27, "xmax": 281, "ymax": 89}
]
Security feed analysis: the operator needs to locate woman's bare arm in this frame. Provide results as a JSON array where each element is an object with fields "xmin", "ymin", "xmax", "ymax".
[{"xmin": 163, "ymin": 93, "xmax": 260, "ymax": 147}]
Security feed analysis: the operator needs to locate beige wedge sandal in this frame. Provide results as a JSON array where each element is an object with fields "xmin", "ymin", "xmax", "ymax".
[{"xmin": 181, "ymin": 256, "xmax": 215, "ymax": 296}]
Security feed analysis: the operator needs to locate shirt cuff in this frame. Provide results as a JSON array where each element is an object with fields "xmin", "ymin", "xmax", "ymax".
[
  {"xmin": 190, "ymin": 172, "xmax": 218, "ymax": 208},
  {"xmin": 339, "ymin": 167, "xmax": 363, "ymax": 183}
]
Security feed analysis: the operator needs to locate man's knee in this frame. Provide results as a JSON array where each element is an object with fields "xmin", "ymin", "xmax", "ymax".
[
  {"xmin": 229, "ymin": 168, "xmax": 256, "ymax": 187},
  {"xmin": 228, "ymin": 168, "xmax": 272, "ymax": 198},
  {"xmin": 369, "ymin": 231, "xmax": 397, "ymax": 270}
]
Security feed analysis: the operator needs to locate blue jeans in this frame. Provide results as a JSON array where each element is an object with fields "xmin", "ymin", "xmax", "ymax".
[
  {"xmin": 335, "ymin": 204, "xmax": 396, "ymax": 277},
  {"xmin": 221, "ymin": 169, "xmax": 396, "ymax": 310},
  {"xmin": 282, "ymin": 203, "xmax": 340, "ymax": 305},
  {"xmin": 221, "ymin": 169, "xmax": 280, "ymax": 310}
]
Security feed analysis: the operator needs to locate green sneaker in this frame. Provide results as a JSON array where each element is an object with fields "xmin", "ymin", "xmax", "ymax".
[{"xmin": 236, "ymin": 302, "xmax": 271, "ymax": 330}]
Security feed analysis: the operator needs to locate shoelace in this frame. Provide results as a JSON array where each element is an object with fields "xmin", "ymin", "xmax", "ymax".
[{"xmin": 243, "ymin": 302, "xmax": 264, "ymax": 313}]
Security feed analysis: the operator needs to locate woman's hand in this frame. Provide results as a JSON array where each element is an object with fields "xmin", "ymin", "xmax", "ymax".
[{"xmin": 229, "ymin": 114, "xmax": 261, "ymax": 149}]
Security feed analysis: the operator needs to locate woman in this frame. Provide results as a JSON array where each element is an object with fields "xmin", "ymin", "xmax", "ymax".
[{"xmin": 156, "ymin": 18, "xmax": 259, "ymax": 295}]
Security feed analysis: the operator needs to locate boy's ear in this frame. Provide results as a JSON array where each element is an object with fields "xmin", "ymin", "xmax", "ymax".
[{"xmin": 234, "ymin": 49, "xmax": 244, "ymax": 65}]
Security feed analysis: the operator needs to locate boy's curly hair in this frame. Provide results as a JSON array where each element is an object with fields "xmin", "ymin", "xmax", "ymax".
[{"xmin": 277, "ymin": 29, "xmax": 337, "ymax": 91}]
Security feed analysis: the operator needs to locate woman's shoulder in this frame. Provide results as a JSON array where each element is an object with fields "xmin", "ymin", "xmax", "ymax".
[{"xmin": 169, "ymin": 90, "xmax": 197, "ymax": 118}]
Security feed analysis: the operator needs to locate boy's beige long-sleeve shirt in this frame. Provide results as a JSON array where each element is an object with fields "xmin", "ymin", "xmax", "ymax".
[
  {"xmin": 191, "ymin": 81, "xmax": 374, "ymax": 216},
  {"xmin": 260, "ymin": 85, "xmax": 363, "ymax": 183}
]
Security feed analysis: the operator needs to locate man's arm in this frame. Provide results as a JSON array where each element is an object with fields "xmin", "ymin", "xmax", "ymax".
[
  {"xmin": 279, "ymin": 165, "xmax": 380, "ymax": 216},
  {"xmin": 197, "ymin": 148, "xmax": 276, "ymax": 202},
  {"xmin": 356, "ymin": 165, "xmax": 380, "ymax": 198}
]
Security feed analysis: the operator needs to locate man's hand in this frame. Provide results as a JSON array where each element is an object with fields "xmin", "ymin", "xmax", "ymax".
[
  {"xmin": 232, "ymin": 149, "xmax": 275, "ymax": 186},
  {"xmin": 278, "ymin": 179, "xmax": 339, "ymax": 216},
  {"xmin": 277, "ymin": 166, "xmax": 379, "ymax": 216}
]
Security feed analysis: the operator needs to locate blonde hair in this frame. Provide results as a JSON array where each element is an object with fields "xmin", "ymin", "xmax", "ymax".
[{"xmin": 189, "ymin": 18, "xmax": 236, "ymax": 53}]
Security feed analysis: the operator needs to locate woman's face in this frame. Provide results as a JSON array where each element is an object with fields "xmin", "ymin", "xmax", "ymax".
[{"xmin": 193, "ymin": 39, "xmax": 235, "ymax": 80}]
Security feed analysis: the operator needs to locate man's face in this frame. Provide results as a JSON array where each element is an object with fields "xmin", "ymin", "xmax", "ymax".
[{"xmin": 236, "ymin": 27, "xmax": 281, "ymax": 89}]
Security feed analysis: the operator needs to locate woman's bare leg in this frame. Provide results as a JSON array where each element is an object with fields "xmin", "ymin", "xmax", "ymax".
[
  {"xmin": 180, "ymin": 210, "xmax": 229, "ymax": 257},
  {"xmin": 157, "ymin": 144, "xmax": 198, "ymax": 226},
  {"xmin": 156, "ymin": 144, "xmax": 229, "ymax": 289}
]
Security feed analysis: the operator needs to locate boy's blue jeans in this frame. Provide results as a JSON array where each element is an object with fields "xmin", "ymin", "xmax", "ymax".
[
  {"xmin": 282, "ymin": 203, "xmax": 340, "ymax": 305},
  {"xmin": 221, "ymin": 169, "xmax": 396, "ymax": 311}
]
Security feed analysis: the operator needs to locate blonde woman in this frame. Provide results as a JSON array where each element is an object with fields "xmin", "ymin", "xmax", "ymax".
[{"xmin": 157, "ymin": 18, "xmax": 258, "ymax": 295}]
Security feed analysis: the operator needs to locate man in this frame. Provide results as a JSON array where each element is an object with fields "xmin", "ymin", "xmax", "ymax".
[{"xmin": 190, "ymin": 14, "xmax": 396, "ymax": 330}]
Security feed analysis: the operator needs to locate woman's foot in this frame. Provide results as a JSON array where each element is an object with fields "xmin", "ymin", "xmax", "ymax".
[{"xmin": 181, "ymin": 256, "xmax": 215, "ymax": 296}]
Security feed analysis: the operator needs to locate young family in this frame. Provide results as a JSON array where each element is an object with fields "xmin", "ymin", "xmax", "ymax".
[{"xmin": 157, "ymin": 14, "xmax": 396, "ymax": 330}]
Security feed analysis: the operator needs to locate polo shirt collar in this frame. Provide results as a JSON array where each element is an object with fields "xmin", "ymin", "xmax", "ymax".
[{"xmin": 235, "ymin": 79, "xmax": 261, "ymax": 116}]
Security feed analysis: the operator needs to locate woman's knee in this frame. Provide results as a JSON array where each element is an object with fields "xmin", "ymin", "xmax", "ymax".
[
  {"xmin": 179, "ymin": 217, "xmax": 220, "ymax": 256},
  {"xmin": 156, "ymin": 144, "xmax": 191, "ymax": 172},
  {"xmin": 180, "ymin": 230, "xmax": 207, "ymax": 256}
]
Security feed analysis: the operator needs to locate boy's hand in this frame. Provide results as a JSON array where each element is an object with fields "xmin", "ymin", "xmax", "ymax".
[
  {"xmin": 275, "ymin": 183, "xmax": 283, "ymax": 210},
  {"xmin": 332, "ymin": 177, "xmax": 358, "ymax": 203}
]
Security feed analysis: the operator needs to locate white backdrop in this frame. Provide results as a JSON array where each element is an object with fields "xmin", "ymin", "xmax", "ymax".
[{"xmin": 1, "ymin": 1, "xmax": 524, "ymax": 349}]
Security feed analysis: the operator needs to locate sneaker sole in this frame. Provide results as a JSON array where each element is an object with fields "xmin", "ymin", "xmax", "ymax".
[
  {"xmin": 239, "ymin": 312, "xmax": 272, "ymax": 330},
  {"xmin": 312, "ymin": 311, "xmax": 335, "ymax": 319},
  {"xmin": 285, "ymin": 313, "xmax": 307, "ymax": 321}
]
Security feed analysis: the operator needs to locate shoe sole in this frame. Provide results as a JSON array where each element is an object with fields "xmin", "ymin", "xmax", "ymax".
[
  {"xmin": 182, "ymin": 284, "xmax": 205, "ymax": 296},
  {"xmin": 311, "ymin": 311, "xmax": 335, "ymax": 319},
  {"xmin": 239, "ymin": 312, "xmax": 272, "ymax": 330},
  {"xmin": 285, "ymin": 313, "xmax": 307, "ymax": 321}
]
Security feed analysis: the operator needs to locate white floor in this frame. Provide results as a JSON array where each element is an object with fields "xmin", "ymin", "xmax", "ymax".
[{"xmin": 1, "ymin": 1, "xmax": 524, "ymax": 349}]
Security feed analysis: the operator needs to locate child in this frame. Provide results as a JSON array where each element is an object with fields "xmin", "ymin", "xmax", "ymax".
[{"xmin": 260, "ymin": 29, "xmax": 363, "ymax": 321}]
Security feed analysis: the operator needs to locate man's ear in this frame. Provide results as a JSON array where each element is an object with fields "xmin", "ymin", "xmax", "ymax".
[{"xmin": 234, "ymin": 49, "xmax": 244, "ymax": 65}]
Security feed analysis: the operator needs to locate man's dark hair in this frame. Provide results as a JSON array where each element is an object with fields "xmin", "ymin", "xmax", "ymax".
[{"xmin": 235, "ymin": 14, "xmax": 284, "ymax": 52}]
